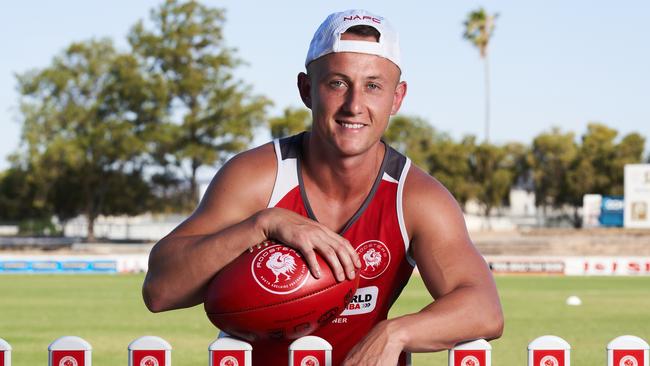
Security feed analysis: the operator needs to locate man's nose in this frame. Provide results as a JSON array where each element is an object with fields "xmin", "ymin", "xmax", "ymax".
[{"xmin": 341, "ymin": 85, "xmax": 364, "ymax": 115}]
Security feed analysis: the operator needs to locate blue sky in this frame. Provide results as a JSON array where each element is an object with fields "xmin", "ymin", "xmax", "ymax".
[{"xmin": 1, "ymin": 1, "xmax": 649, "ymax": 171}]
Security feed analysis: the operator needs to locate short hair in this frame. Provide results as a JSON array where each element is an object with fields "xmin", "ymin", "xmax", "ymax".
[{"xmin": 343, "ymin": 25, "xmax": 380, "ymax": 42}]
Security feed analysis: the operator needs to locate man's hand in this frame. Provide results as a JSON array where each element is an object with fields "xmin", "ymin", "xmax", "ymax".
[
  {"xmin": 257, "ymin": 207, "xmax": 361, "ymax": 281},
  {"xmin": 342, "ymin": 320, "xmax": 406, "ymax": 366}
]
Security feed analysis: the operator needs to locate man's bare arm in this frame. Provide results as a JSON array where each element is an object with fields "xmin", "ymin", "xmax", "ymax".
[
  {"xmin": 142, "ymin": 144, "xmax": 276, "ymax": 312},
  {"xmin": 394, "ymin": 166, "xmax": 504, "ymax": 351},
  {"xmin": 343, "ymin": 166, "xmax": 503, "ymax": 365},
  {"xmin": 143, "ymin": 143, "xmax": 360, "ymax": 313}
]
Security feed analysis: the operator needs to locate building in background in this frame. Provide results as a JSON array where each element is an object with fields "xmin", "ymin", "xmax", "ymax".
[
  {"xmin": 624, "ymin": 164, "xmax": 650, "ymax": 229},
  {"xmin": 582, "ymin": 194, "xmax": 602, "ymax": 228}
]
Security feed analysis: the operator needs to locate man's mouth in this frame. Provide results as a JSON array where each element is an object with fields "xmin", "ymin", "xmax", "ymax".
[{"xmin": 337, "ymin": 120, "xmax": 366, "ymax": 129}]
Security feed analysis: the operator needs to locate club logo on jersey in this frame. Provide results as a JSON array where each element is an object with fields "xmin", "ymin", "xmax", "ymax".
[
  {"xmin": 540, "ymin": 355, "xmax": 559, "ymax": 366},
  {"xmin": 252, "ymin": 244, "xmax": 309, "ymax": 294},
  {"xmin": 461, "ymin": 355, "xmax": 480, "ymax": 366},
  {"xmin": 356, "ymin": 240, "xmax": 391, "ymax": 279},
  {"xmin": 220, "ymin": 356, "xmax": 239, "ymax": 366},
  {"xmin": 140, "ymin": 356, "xmax": 159, "ymax": 366},
  {"xmin": 620, "ymin": 356, "xmax": 638, "ymax": 366},
  {"xmin": 300, "ymin": 356, "xmax": 320, "ymax": 366},
  {"xmin": 59, "ymin": 356, "xmax": 78, "ymax": 366}
]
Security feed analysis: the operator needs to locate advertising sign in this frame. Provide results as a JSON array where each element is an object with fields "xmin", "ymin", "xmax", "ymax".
[{"xmin": 624, "ymin": 164, "xmax": 650, "ymax": 228}]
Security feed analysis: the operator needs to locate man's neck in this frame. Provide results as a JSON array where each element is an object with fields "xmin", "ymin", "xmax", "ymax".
[{"xmin": 301, "ymin": 132, "xmax": 385, "ymax": 201}]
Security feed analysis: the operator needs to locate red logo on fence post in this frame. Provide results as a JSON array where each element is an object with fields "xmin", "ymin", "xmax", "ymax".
[
  {"xmin": 211, "ymin": 350, "xmax": 245, "ymax": 366},
  {"xmin": 132, "ymin": 350, "xmax": 165, "ymax": 366},
  {"xmin": 51, "ymin": 351, "xmax": 84, "ymax": 366},
  {"xmin": 613, "ymin": 350, "xmax": 644, "ymax": 366},
  {"xmin": 294, "ymin": 350, "xmax": 325, "ymax": 366},
  {"xmin": 454, "ymin": 350, "xmax": 485, "ymax": 366}
]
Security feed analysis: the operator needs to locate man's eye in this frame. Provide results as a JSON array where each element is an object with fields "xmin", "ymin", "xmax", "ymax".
[
  {"xmin": 367, "ymin": 83, "xmax": 380, "ymax": 90},
  {"xmin": 329, "ymin": 80, "xmax": 346, "ymax": 89}
]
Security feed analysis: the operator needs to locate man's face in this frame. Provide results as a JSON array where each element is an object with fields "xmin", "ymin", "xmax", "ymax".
[{"xmin": 299, "ymin": 34, "xmax": 407, "ymax": 158}]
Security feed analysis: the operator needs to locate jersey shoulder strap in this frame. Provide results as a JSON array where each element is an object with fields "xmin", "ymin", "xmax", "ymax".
[{"xmin": 268, "ymin": 133, "xmax": 303, "ymax": 208}]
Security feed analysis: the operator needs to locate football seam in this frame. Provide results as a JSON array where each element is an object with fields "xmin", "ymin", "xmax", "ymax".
[{"xmin": 207, "ymin": 281, "xmax": 351, "ymax": 315}]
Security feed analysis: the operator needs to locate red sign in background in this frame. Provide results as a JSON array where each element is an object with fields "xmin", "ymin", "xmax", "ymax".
[
  {"xmin": 51, "ymin": 350, "xmax": 86, "ymax": 366},
  {"xmin": 293, "ymin": 350, "xmax": 326, "ymax": 366},
  {"xmin": 454, "ymin": 350, "xmax": 487, "ymax": 366},
  {"xmin": 613, "ymin": 350, "xmax": 645, "ymax": 366},
  {"xmin": 211, "ymin": 350, "xmax": 246, "ymax": 366},
  {"xmin": 132, "ymin": 350, "xmax": 166, "ymax": 366},
  {"xmin": 1, "ymin": 350, "xmax": 5, "ymax": 366},
  {"xmin": 533, "ymin": 349, "xmax": 565, "ymax": 366}
]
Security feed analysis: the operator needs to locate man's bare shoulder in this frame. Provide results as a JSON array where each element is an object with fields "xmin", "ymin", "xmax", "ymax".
[
  {"xmin": 203, "ymin": 142, "xmax": 277, "ymax": 206},
  {"xmin": 402, "ymin": 164, "xmax": 467, "ymax": 238},
  {"xmin": 402, "ymin": 163, "xmax": 475, "ymax": 264},
  {"xmin": 403, "ymin": 165, "xmax": 487, "ymax": 299},
  {"xmin": 171, "ymin": 142, "xmax": 277, "ymax": 236}
]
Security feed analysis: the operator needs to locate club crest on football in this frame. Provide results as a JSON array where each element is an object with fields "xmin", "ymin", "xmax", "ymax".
[
  {"xmin": 252, "ymin": 244, "xmax": 310, "ymax": 294},
  {"xmin": 356, "ymin": 240, "xmax": 391, "ymax": 279}
]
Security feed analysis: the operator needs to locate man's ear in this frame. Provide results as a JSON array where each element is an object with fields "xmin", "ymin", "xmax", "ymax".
[
  {"xmin": 390, "ymin": 81, "xmax": 408, "ymax": 115},
  {"xmin": 297, "ymin": 72, "xmax": 312, "ymax": 109}
]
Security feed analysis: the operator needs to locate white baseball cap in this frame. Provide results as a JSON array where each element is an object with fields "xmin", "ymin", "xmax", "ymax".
[{"xmin": 305, "ymin": 9, "xmax": 401, "ymax": 70}]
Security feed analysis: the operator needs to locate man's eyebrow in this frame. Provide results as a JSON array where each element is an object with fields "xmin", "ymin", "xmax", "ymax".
[
  {"xmin": 324, "ymin": 72, "xmax": 387, "ymax": 81},
  {"xmin": 366, "ymin": 75, "xmax": 386, "ymax": 81},
  {"xmin": 322, "ymin": 72, "xmax": 352, "ymax": 81}
]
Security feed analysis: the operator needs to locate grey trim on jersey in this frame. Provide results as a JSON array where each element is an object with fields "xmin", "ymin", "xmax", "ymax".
[
  {"xmin": 297, "ymin": 138, "xmax": 389, "ymax": 236},
  {"xmin": 270, "ymin": 132, "xmax": 415, "ymax": 266}
]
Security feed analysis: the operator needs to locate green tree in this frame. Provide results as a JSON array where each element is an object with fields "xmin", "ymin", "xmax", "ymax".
[
  {"xmin": 128, "ymin": 0, "xmax": 271, "ymax": 201},
  {"xmin": 502, "ymin": 142, "xmax": 531, "ymax": 188},
  {"xmin": 530, "ymin": 127, "xmax": 578, "ymax": 212},
  {"xmin": 429, "ymin": 136, "xmax": 479, "ymax": 208},
  {"xmin": 0, "ymin": 167, "xmax": 50, "ymax": 222},
  {"xmin": 384, "ymin": 116, "xmax": 480, "ymax": 208},
  {"xmin": 16, "ymin": 39, "xmax": 159, "ymax": 241},
  {"xmin": 384, "ymin": 115, "xmax": 440, "ymax": 168},
  {"xmin": 610, "ymin": 132, "xmax": 645, "ymax": 195},
  {"xmin": 463, "ymin": 7, "xmax": 498, "ymax": 142},
  {"xmin": 566, "ymin": 123, "xmax": 645, "ymax": 199},
  {"xmin": 470, "ymin": 142, "xmax": 513, "ymax": 218},
  {"xmin": 269, "ymin": 107, "xmax": 311, "ymax": 139},
  {"xmin": 578, "ymin": 123, "xmax": 618, "ymax": 194}
]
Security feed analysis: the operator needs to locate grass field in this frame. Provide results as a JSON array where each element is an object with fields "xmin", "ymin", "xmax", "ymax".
[{"xmin": 0, "ymin": 274, "xmax": 649, "ymax": 365}]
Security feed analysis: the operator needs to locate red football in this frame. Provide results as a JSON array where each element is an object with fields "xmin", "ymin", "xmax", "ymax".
[{"xmin": 204, "ymin": 240, "xmax": 359, "ymax": 341}]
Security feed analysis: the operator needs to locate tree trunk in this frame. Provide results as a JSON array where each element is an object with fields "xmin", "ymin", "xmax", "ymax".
[
  {"xmin": 83, "ymin": 175, "xmax": 97, "ymax": 242},
  {"xmin": 483, "ymin": 53, "xmax": 491, "ymax": 143},
  {"xmin": 573, "ymin": 205, "xmax": 582, "ymax": 228},
  {"xmin": 86, "ymin": 208, "xmax": 96, "ymax": 242},
  {"xmin": 484, "ymin": 204, "xmax": 493, "ymax": 230},
  {"xmin": 190, "ymin": 158, "xmax": 199, "ymax": 205}
]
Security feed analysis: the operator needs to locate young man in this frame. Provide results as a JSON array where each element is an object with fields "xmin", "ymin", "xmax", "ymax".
[{"xmin": 143, "ymin": 9, "xmax": 503, "ymax": 366}]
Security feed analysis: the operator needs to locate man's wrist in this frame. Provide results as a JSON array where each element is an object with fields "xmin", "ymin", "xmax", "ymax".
[
  {"xmin": 252, "ymin": 208, "xmax": 272, "ymax": 240},
  {"xmin": 385, "ymin": 316, "xmax": 412, "ymax": 350}
]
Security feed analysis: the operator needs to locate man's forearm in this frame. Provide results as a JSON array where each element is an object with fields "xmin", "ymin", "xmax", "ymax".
[
  {"xmin": 142, "ymin": 213, "xmax": 266, "ymax": 312},
  {"xmin": 389, "ymin": 285, "xmax": 504, "ymax": 353}
]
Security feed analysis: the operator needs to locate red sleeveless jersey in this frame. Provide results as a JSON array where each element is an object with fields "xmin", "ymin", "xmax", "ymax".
[{"xmin": 234, "ymin": 133, "xmax": 415, "ymax": 365}]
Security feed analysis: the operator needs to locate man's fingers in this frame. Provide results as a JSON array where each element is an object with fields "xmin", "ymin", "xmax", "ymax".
[
  {"xmin": 335, "ymin": 244, "xmax": 358, "ymax": 280},
  {"xmin": 342, "ymin": 238, "xmax": 362, "ymax": 268},
  {"xmin": 303, "ymin": 249, "xmax": 322, "ymax": 279},
  {"xmin": 319, "ymin": 228, "xmax": 360, "ymax": 269},
  {"xmin": 319, "ymin": 246, "xmax": 346, "ymax": 282},
  {"xmin": 266, "ymin": 210, "xmax": 360, "ymax": 281}
]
